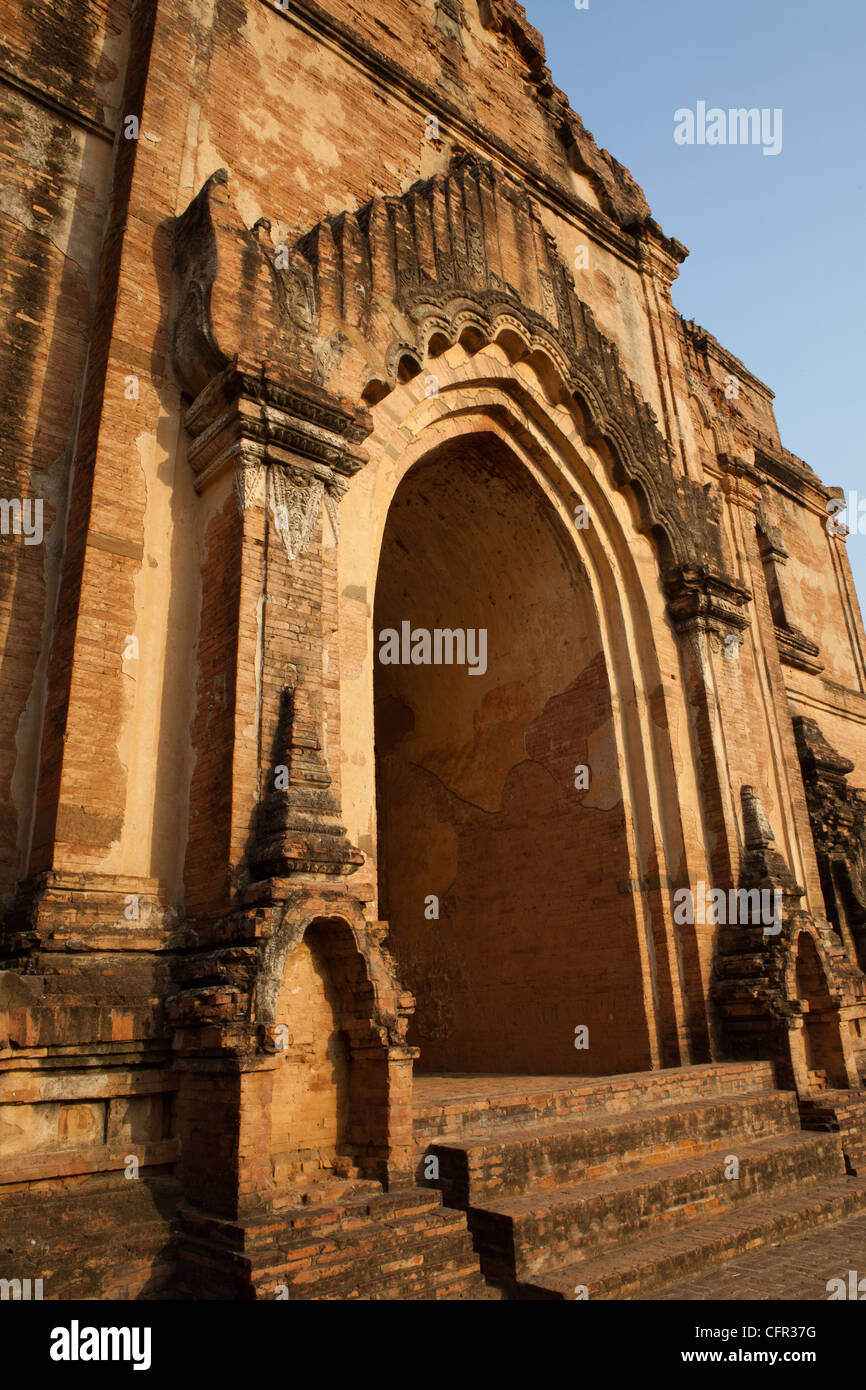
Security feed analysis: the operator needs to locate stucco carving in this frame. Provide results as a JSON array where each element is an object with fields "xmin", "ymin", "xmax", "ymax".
[{"xmin": 172, "ymin": 156, "xmax": 741, "ymax": 596}]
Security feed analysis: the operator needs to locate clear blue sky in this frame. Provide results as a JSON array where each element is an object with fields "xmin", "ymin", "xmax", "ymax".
[{"xmin": 522, "ymin": 0, "xmax": 866, "ymax": 605}]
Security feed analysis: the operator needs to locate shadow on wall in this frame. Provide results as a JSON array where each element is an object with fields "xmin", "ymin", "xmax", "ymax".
[{"xmin": 373, "ymin": 437, "xmax": 651, "ymax": 1076}]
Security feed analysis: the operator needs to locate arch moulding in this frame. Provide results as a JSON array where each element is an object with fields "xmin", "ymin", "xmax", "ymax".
[{"xmin": 164, "ymin": 153, "xmax": 865, "ymax": 1214}]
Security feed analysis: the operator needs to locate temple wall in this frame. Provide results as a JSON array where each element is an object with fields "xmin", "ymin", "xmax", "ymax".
[
  {"xmin": 0, "ymin": 0, "xmax": 130, "ymax": 896},
  {"xmin": 2, "ymin": 0, "xmax": 866, "ymax": 1300}
]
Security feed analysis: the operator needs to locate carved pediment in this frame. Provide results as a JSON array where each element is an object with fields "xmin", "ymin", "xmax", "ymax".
[
  {"xmin": 172, "ymin": 169, "xmax": 324, "ymax": 401},
  {"xmin": 172, "ymin": 155, "xmax": 739, "ymax": 586}
]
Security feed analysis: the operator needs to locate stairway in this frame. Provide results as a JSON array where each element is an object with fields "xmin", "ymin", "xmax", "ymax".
[
  {"xmin": 176, "ymin": 1184, "xmax": 494, "ymax": 1300},
  {"xmin": 413, "ymin": 1063, "xmax": 866, "ymax": 1299}
]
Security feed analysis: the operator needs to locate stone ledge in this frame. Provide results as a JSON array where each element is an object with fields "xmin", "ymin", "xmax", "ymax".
[{"xmin": 0, "ymin": 1137, "xmax": 180, "ymax": 1186}]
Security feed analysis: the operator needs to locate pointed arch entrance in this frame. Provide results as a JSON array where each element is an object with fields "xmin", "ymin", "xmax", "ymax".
[{"xmin": 373, "ymin": 433, "xmax": 652, "ymax": 1075}]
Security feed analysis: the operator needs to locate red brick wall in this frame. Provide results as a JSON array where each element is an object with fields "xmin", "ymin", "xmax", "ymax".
[{"xmin": 0, "ymin": 0, "xmax": 131, "ymax": 890}]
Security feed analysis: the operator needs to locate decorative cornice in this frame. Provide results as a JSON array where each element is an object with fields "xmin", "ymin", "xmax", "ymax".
[
  {"xmin": 775, "ymin": 624, "xmax": 824, "ymax": 675},
  {"xmin": 680, "ymin": 317, "xmax": 775, "ymax": 404},
  {"xmin": 664, "ymin": 564, "xmax": 752, "ymax": 636},
  {"xmin": 180, "ymin": 362, "xmax": 370, "ymax": 559},
  {"xmin": 753, "ymin": 443, "xmax": 824, "ymax": 499},
  {"xmin": 718, "ymin": 452, "xmax": 764, "ymax": 513},
  {"xmin": 187, "ymin": 369, "xmax": 367, "ymax": 479}
]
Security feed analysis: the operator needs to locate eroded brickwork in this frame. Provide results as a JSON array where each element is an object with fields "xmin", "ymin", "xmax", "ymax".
[{"xmin": 2, "ymin": 0, "xmax": 866, "ymax": 1300}]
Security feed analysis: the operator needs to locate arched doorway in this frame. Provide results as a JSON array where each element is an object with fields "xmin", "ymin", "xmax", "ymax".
[
  {"xmin": 266, "ymin": 916, "xmax": 401, "ymax": 1196},
  {"xmin": 373, "ymin": 435, "xmax": 651, "ymax": 1076},
  {"xmin": 268, "ymin": 921, "xmax": 352, "ymax": 1192}
]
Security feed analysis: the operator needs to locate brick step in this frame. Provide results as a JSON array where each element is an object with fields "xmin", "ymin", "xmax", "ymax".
[
  {"xmin": 468, "ymin": 1130, "xmax": 846, "ymax": 1282},
  {"xmin": 516, "ymin": 1177, "xmax": 866, "ymax": 1300},
  {"xmin": 346, "ymin": 1250, "xmax": 496, "ymax": 1302},
  {"xmin": 270, "ymin": 1172, "xmax": 381, "ymax": 1206},
  {"xmin": 421, "ymin": 1090, "xmax": 801, "ymax": 1203},
  {"xmin": 250, "ymin": 1222, "xmax": 475, "ymax": 1283},
  {"xmin": 245, "ymin": 1206, "xmax": 473, "ymax": 1275},
  {"xmin": 249, "ymin": 1226, "xmax": 485, "ymax": 1300},
  {"xmin": 801, "ymin": 1089, "xmax": 866, "ymax": 1175},
  {"xmin": 177, "ymin": 1189, "xmax": 489, "ymax": 1300},
  {"xmin": 316, "ymin": 1262, "xmax": 497, "ymax": 1301},
  {"xmin": 271, "ymin": 1187, "xmax": 448, "ymax": 1241},
  {"xmin": 413, "ymin": 1062, "xmax": 778, "ymax": 1144},
  {"xmin": 346, "ymin": 1264, "xmax": 497, "ymax": 1301},
  {"xmin": 178, "ymin": 1186, "xmax": 446, "ymax": 1256}
]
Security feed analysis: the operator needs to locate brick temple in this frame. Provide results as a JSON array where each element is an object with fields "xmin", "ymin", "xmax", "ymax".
[{"xmin": 2, "ymin": 0, "xmax": 866, "ymax": 1299}]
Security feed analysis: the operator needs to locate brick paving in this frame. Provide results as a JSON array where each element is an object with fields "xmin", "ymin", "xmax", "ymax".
[
  {"xmin": 412, "ymin": 1065, "xmax": 766, "ymax": 1109},
  {"xmin": 643, "ymin": 1211, "xmax": 866, "ymax": 1300}
]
